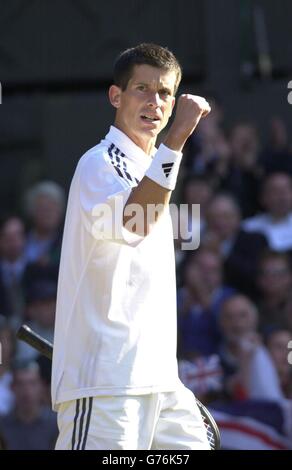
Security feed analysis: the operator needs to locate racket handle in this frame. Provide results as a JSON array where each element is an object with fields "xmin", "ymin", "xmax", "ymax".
[{"xmin": 17, "ymin": 324, "xmax": 53, "ymax": 360}]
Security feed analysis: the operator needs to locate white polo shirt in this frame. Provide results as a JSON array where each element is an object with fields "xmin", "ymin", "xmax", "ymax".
[
  {"xmin": 51, "ymin": 126, "xmax": 181, "ymax": 409},
  {"xmin": 243, "ymin": 212, "xmax": 292, "ymax": 251}
]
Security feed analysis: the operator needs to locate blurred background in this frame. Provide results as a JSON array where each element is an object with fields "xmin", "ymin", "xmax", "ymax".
[{"xmin": 0, "ymin": 0, "xmax": 291, "ymax": 450}]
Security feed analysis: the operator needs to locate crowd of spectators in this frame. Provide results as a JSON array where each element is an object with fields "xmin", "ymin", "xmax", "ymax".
[
  {"xmin": 0, "ymin": 181, "xmax": 64, "ymax": 449},
  {"xmin": 175, "ymin": 103, "xmax": 292, "ymax": 449}
]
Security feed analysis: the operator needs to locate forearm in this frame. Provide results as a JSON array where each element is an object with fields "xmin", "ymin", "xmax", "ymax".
[{"xmin": 123, "ymin": 176, "xmax": 171, "ymax": 236}]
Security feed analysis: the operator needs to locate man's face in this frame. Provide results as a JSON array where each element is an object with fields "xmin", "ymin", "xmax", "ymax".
[
  {"xmin": 33, "ymin": 195, "xmax": 63, "ymax": 232},
  {"xmin": 0, "ymin": 217, "xmax": 25, "ymax": 261},
  {"xmin": 220, "ymin": 297, "xmax": 257, "ymax": 340},
  {"xmin": 207, "ymin": 198, "xmax": 240, "ymax": 240},
  {"xmin": 257, "ymin": 258, "xmax": 292, "ymax": 296},
  {"xmin": 262, "ymin": 174, "xmax": 292, "ymax": 218},
  {"xmin": 12, "ymin": 368, "xmax": 43, "ymax": 409},
  {"xmin": 110, "ymin": 64, "xmax": 176, "ymax": 152},
  {"xmin": 267, "ymin": 330, "xmax": 292, "ymax": 370}
]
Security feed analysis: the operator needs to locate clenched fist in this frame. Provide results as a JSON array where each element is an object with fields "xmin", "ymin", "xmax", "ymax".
[{"xmin": 164, "ymin": 94, "xmax": 211, "ymax": 152}]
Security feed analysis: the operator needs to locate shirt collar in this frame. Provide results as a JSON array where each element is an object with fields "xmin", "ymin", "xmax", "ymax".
[{"xmin": 105, "ymin": 126, "xmax": 155, "ymax": 169}]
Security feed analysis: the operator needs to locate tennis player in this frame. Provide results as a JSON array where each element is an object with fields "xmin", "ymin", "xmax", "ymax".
[{"xmin": 52, "ymin": 43, "xmax": 211, "ymax": 450}]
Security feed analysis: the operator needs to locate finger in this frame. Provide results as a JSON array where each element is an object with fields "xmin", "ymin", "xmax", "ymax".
[{"xmin": 202, "ymin": 104, "xmax": 211, "ymax": 117}]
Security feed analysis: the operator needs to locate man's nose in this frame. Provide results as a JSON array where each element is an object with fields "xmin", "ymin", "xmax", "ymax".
[{"xmin": 147, "ymin": 92, "xmax": 160, "ymax": 107}]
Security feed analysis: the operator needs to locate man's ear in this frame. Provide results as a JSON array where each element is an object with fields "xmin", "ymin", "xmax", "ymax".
[
  {"xmin": 108, "ymin": 85, "xmax": 122, "ymax": 109},
  {"xmin": 170, "ymin": 96, "xmax": 176, "ymax": 114}
]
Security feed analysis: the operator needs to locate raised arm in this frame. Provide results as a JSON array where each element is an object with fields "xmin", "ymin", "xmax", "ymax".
[{"xmin": 123, "ymin": 95, "xmax": 211, "ymax": 236}]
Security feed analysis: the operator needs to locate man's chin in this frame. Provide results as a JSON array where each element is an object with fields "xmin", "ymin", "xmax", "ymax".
[{"xmin": 140, "ymin": 125, "xmax": 161, "ymax": 137}]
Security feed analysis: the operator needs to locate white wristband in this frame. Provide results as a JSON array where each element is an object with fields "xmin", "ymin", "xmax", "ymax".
[{"xmin": 145, "ymin": 144, "xmax": 183, "ymax": 190}]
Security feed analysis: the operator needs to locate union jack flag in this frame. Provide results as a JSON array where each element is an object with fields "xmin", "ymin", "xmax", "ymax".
[
  {"xmin": 210, "ymin": 400, "xmax": 292, "ymax": 450},
  {"xmin": 178, "ymin": 355, "xmax": 223, "ymax": 395}
]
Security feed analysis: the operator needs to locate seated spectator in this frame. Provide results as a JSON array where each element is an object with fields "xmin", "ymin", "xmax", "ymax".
[
  {"xmin": 23, "ymin": 262, "xmax": 59, "ymax": 294},
  {"xmin": 174, "ymin": 175, "xmax": 214, "ymax": 277},
  {"xmin": 205, "ymin": 193, "xmax": 268, "ymax": 297},
  {"xmin": 218, "ymin": 122, "xmax": 262, "ymax": 217},
  {"xmin": 16, "ymin": 280, "xmax": 56, "ymax": 362},
  {"xmin": 243, "ymin": 172, "xmax": 292, "ymax": 252},
  {"xmin": 256, "ymin": 250, "xmax": 292, "ymax": 329},
  {"xmin": 259, "ymin": 117, "xmax": 292, "ymax": 176},
  {"xmin": 24, "ymin": 181, "xmax": 65, "ymax": 267},
  {"xmin": 177, "ymin": 248, "xmax": 234, "ymax": 358},
  {"xmin": 36, "ymin": 355, "xmax": 52, "ymax": 407},
  {"xmin": 264, "ymin": 327, "xmax": 292, "ymax": 399},
  {"xmin": 0, "ymin": 360, "xmax": 58, "ymax": 449},
  {"xmin": 218, "ymin": 294, "xmax": 284, "ymax": 402},
  {"xmin": 0, "ymin": 216, "xmax": 27, "ymax": 319},
  {"xmin": 0, "ymin": 316, "xmax": 15, "ymax": 415},
  {"xmin": 184, "ymin": 95, "xmax": 229, "ymax": 176},
  {"xmin": 179, "ymin": 174, "xmax": 214, "ymax": 236}
]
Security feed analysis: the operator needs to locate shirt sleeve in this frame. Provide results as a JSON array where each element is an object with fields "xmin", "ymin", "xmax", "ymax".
[{"xmin": 78, "ymin": 150, "xmax": 144, "ymax": 246}]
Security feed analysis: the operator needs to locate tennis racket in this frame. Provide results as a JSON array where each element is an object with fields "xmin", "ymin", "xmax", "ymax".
[{"xmin": 17, "ymin": 324, "xmax": 221, "ymax": 450}]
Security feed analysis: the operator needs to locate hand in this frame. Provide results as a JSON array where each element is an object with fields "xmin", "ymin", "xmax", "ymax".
[
  {"xmin": 237, "ymin": 332, "xmax": 261, "ymax": 361},
  {"xmin": 164, "ymin": 94, "xmax": 211, "ymax": 151}
]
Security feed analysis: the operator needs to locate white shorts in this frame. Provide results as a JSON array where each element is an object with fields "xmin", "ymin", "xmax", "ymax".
[{"xmin": 55, "ymin": 385, "xmax": 210, "ymax": 450}]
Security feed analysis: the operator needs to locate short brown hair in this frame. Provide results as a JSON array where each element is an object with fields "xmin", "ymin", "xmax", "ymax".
[{"xmin": 113, "ymin": 43, "xmax": 182, "ymax": 94}]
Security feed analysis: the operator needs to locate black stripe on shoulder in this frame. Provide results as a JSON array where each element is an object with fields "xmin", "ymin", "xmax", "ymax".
[{"xmin": 107, "ymin": 143, "xmax": 139, "ymax": 187}]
